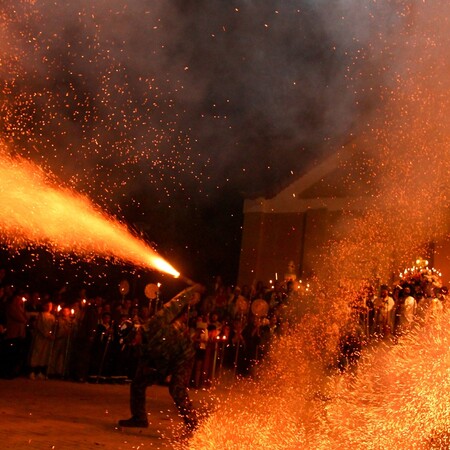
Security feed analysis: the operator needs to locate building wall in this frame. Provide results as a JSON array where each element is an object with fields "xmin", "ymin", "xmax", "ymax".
[
  {"xmin": 239, "ymin": 205, "xmax": 450, "ymax": 290},
  {"xmin": 238, "ymin": 208, "xmax": 345, "ymax": 287},
  {"xmin": 433, "ymin": 237, "xmax": 450, "ymax": 287},
  {"xmin": 238, "ymin": 211, "xmax": 304, "ymax": 287}
]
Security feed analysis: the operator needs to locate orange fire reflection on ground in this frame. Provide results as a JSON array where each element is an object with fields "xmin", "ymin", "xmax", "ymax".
[{"xmin": 0, "ymin": 145, "xmax": 180, "ymax": 277}]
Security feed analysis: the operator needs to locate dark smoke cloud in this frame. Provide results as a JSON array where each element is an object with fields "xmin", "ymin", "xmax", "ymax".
[
  {"xmin": 2, "ymin": 1, "xmax": 409, "ymax": 194},
  {"xmin": 0, "ymin": 0, "xmax": 413, "ymax": 281}
]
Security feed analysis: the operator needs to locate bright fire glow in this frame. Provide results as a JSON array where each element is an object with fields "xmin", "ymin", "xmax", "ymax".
[{"xmin": 0, "ymin": 145, "xmax": 180, "ymax": 277}]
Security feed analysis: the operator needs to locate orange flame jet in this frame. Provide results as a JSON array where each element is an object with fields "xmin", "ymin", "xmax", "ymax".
[{"xmin": 0, "ymin": 145, "xmax": 180, "ymax": 278}]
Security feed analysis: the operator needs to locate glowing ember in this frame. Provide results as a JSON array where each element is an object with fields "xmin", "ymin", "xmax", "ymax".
[{"xmin": 0, "ymin": 144, "xmax": 180, "ymax": 277}]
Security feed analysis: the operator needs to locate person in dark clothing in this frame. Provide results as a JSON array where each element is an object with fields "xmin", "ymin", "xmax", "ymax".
[
  {"xmin": 241, "ymin": 315, "xmax": 261, "ymax": 376},
  {"xmin": 118, "ymin": 284, "xmax": 204, "ymax": 431},
  {"xmin": 3, "ymin": 292, "xmax": 28, "ymax": 378},
  {"xmin": 337, "ymin": 321, "xmax": 365, "ymax": 373},
  {"xmin": 69, "ymin": 301, "xmax": 100, "ymax": 382},
  {"xmin": 89, "ymin": 311, "xmax": 114, "ymax": 378}
]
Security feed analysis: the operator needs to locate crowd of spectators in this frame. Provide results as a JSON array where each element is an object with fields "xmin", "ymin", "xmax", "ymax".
[
  {"xmin": 1, "ymin": 261, "xmax": 446, "ymax": 385},
  {"xmin": 338, "ymin": 264, "xmax": 448, "ymax": 372},
  {"xmin": 0, "ymin": 270, "xmax": 286, "ymax": 385}
]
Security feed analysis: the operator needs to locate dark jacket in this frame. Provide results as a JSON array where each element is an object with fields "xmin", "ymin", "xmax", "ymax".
[{"xmin": 141, "ymin": 287, "xmax": 196, "ymax": 377}]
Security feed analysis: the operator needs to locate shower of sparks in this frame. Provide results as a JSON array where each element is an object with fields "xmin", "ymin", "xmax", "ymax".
[
  {"xmin": 180, "ymin": 2, "xmax": 450, "ymax": 449},
  {"xmin": 0, "ymin": 1, "xmax": 209, "ymax": 209},
  {"xmin": 2, "ymin": 1, "xmax": 450, "ymax": 449},
  {"xmin": 184, "ymin": 314, "xmax": 450, "ymax": 450},
  {"xmin": 0, "ymin": 144, "xmax": 179, "ymax": 277}
]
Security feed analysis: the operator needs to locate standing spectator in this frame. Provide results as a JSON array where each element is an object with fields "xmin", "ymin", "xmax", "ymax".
[
  {"xmin": 213, "ymin": 286, "xmax": 229, "ymax": 322},
  {"xmin": 90, "ymin": 312, "xmax": 114, "ymax": 378},
  {"xmin": 259, "ymin": 315, "xmax": 281, "ymax": 359},
  {"xmin": 224, "ymin": 318, "xmax": 245, "ymax": 373},
  {"xmin": 24, "ymin": 291, "xmax": 42, "ymax": 371},
  {"xmin": 241, "ymin": 315, "xmax": 262, "ymax": 376},
  {"xmin": 398, "ymin": 286, "xmax": 417, "ymax": 335},
  {"xmin": 427, "ymin": 288, "xmax": 444, "ymax": 321},
  {"xmin": 48, "ymin": 307, "xmax": 72, "ymax": 378},
  {"xmin": 204, "ymin": 312, "xmax": 223, "ymax": 382},
  {"xmin": 192, "ymin": 320, "xmax": 209, "ymax": 388},
  {"xmin": 414, "ymin": 287, "xmax": 426, "ymax": 320},
  {"xmin": 25, "ymin": 291, "xmax": 42, "ymax": 326},
  {"xmin": 121, "ymin": 298, "xmax": 132, "ymax": 317},
  {"xmin": 207, "ymin": 312, "xmax": 222, "ymax": 337},
  {"xmin": 121, "ymin": 306, "xmax": 152, "ymax": 378},
  {"xmin": 265, "ymin": 281, "xmax": 286, "ymax": 316},
  {"xmin": 392, "ymin": 285, "xmax": 403, "ymax": 336},
  {"xmin": 228, "ymin": 287, "xmax": 249, "ymax": 323},
  {"xmin": 112, "ymin": 314, "xmax": 137, "ymax": 379},
  {"xmin": 337, "ymin": 321, "xmax": 365, "ymax": 373},
  {"xmin": 3, "ymin": 292, "xmax": 28, "ymax": 378},
  {"xmin": 69, "ymin": 299, "xmax": 100, "ymax": 382},
  {"xmin": 29, "ymin": 301, "xmax": 56, "ymax": 380},
  {"xmin": 130, "ymin": 305, "xmax": 140, "ymax": 324},
  {"xmin": 375, "ymin": 285, "xmax": 395, "ymax": 337}
]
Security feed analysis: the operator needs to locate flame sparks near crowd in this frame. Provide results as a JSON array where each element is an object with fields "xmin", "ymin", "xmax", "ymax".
[
  {"xmin": 177, "ymin": 2, "xmax": 450, "ymax": 449},
  {"xmin": 0, "ymin": 145, "xmax": 180, "ymax": 278}
]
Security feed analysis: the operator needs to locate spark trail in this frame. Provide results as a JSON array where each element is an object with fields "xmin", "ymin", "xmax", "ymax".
[{"xmin": 0, "ymin": 144, "xmax": 179, "ymax": 277}]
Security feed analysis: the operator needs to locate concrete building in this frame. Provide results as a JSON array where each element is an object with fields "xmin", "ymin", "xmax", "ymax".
[{"xmin": 238, "ymin": 143, "xmax": 450, "ymax": 289}]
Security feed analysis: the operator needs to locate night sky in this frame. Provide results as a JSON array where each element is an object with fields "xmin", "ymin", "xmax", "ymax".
[{"xmin": 0, "ymin": 1, "xmax": 411, "ymax": 295}]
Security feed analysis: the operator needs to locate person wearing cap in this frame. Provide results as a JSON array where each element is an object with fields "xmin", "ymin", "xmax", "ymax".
[{"xmin": 118, "ymin": 284, "xmax": 204, "ymax": 431}]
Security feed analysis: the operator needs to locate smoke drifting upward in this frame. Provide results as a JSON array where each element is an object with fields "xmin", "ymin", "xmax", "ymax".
[
  {"xmin": 316, "ymin": 1, "xmax": 450, "ymax": 290},
  {"xmin": 0, "ymin": 0, "xmax": 407, "ymax": 203},
  {"xmin": 0, "ymin": 0, "xmax": 412, "ymax": 281}
]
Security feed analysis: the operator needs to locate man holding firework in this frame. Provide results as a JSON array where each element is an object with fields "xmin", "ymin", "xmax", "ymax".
[{"xmin": 118, "ymin": 283, "xmax": 204, "ymax": 431}]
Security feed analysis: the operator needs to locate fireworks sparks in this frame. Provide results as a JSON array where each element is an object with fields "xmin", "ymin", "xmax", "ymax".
[
  {"xmin": 0, "ymin": 1, "xmax": 207, "ymax": 212},
  {"xmin": 0, "ymin": 144, "xmax": 179, "ymax": 277},
  {"xmin": 2, "ymin": 1, "xmax": 450, "ymax": 448},
  {"xmin": 181, "ymin": 1, "xmax": 450, "ymax": 448}
]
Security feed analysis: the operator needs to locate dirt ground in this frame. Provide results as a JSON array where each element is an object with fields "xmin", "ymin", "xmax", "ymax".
[{"xmin": 0, "ymin": 377, "xmax": 217, "ymax": 449}]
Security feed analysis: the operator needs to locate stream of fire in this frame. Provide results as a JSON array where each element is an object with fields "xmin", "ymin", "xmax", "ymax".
[{"xmin": 0, "ymin": 145, "xmax": 180, "ymax": 278}]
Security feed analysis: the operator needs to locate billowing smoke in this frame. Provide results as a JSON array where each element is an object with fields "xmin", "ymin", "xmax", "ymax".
[
  {"xmin": 0, "ymin": 0, "xmax": 413, "ymax": 281},
  {"xmin": 0, "ymin": 0, "xmax": 408, "ymax": 199}
]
